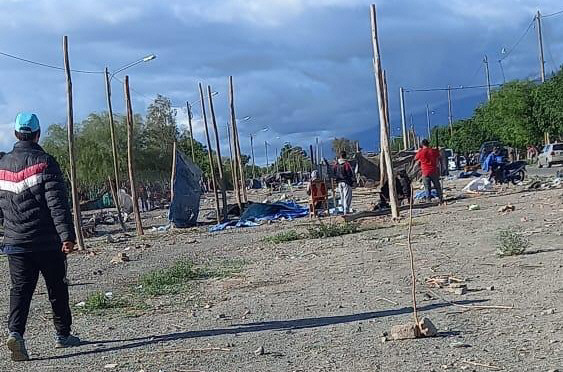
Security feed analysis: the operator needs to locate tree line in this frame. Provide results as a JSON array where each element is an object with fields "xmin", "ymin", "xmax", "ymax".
[{"xmin": 430, "ymin": 67, "xmax": 563, "ymax": 153}]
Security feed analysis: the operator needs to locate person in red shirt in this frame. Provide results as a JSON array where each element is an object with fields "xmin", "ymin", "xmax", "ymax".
[{"xmin": 414, "ymin": 139, "xmax": 443, "ymax": 203}]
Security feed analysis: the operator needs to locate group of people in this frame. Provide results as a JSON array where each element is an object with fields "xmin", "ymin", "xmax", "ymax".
[{"xmin": 321, "ymin": 139, "xmax": 444, "ymax": 216}]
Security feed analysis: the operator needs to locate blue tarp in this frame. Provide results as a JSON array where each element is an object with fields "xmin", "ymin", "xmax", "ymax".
[
  {"xmin": 414, "ymin": 189, "xmax": 438, "ymax": 200},
  {"xmin": 169, "ymin": 150, "xmax": 203, "ymax": 228},
  {"xmin": 210, "ymin": 201, "xmax": 308, "ymax": 232}
]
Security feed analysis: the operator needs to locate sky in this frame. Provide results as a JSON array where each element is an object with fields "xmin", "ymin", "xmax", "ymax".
[{"xmin": 0, "ymin": 0, "xmax": 562, "ymax": 164}]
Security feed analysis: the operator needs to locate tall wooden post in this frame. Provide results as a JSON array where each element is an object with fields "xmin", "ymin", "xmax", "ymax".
[
  {"xmin": 170, "ymin": 141, "xmax": 177, "ymax": 203},
  {"xmin": 124, "ymin": 75, "xmax": 144, "ymax": 235},
  {"xmin": 62, "ymin": 36, "xmax": 85, "ymax": 250},
  {"xmin": 186, "ymin": 101, "xmax": 196, "ymax": 162},
  {"xmin": 370, "ymin": 4, "xmax": 399, "ymax": 218},
  {"xmin": 198, "ymin": 83, "xmax": 221, "ymax": 223},
  {"xmin": 227, "ymin": 122, "xmax": 241, "ymax": 210},
  {"xmin": 104, "ymin": 67, "xmax": 126, "ymax": 232},
  {"xmin": 228, "ymin": 76, "xmax": 247, "ymax": 203},
  {"xmin": 399, "ymin": 87, "xmax": 408, "ymax": 150},
  {"xmin": 447, "ymin": 85, "xmax": 453, "ymax": 137},
  {"xmin": 207, "ymin": 85, "xmax": 228, "ymax": 220}
]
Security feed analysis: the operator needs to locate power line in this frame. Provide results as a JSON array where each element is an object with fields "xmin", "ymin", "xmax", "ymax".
[
  {"xmin": 404, "ymin": 83, "xmax": 503, "ymax": 93},
  {"xmin": 0, "ymin": 50, "xmax": 103, "ymax": 74},
  {"xmin": 542, "ymin": 9, "xmax": 563, "ymax": 18},
  {"xmin": 500, "ymin": 16, "xmax": 535, "ymax": 62}
]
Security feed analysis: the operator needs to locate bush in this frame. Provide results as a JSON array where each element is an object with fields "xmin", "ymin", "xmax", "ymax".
[
  {"xmin": 139, "ymin": 259, "xmax": 244, "ymax": 296},
  {"xmin": 80, "ymin": 292, "xmax": 125, "ymax": 313},
  {"xmin": 307, "ymin": 222, "xmax": 359, "ymax": 239},
  {"xmin": 265, "ymin": 230, "xmax": 302, "ymax": 244},
  {"xmin": 496, "ymin": 229, "xmax": 529, "ymax": 257}
]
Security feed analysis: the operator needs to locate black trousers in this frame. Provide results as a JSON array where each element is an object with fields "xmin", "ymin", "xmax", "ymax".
[
  {"xmin": 7, "ymin": 250, "xmax": 72, "ymax": 337},
  {"xmin": 422, "ymin": 173, "xmax": 443, "ymax": 201}
]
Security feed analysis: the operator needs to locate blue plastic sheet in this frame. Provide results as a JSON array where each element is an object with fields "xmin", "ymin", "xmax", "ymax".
[
  {"xmin": 414, "ymin": 189, "xmax": 438, "ymax": 200},
  {"xmin": 210, "ymin": 201, "xmax": 308, "ymax": 232},
  {"xmin": 169, "ymin": 150, "xmax": 202, "ymax": 228}
]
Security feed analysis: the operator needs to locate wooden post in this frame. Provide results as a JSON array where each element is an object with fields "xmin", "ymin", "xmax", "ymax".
[
  {"xmin": 170, "ymin": 141, "xmax": 177, "ymax": 203},
  {"xmin": 207, "ymin": 85, "xmax": 228, "ymax": 220},
  {"xmin": 104, "ymin": 67, "xmax": 126, "ymax": 232},
  {"xmin": 123, "ymin": 75, "xmax": 144, "ymax": 235},
  {"xmin": 399, "ymin": 87, "xmax": 408, "ymax": 151},
  {"xmin": 228, "ymin": 76, "xmax": 247, "ymax": 203},
  {"xmin": 186, "ymin": 101, "xmax": 196, "ymax": 162},
  {"xmin": 198, "ymin": 83, "xmax": 221, "ymax": 223},
  {"xmin": 62, "ymin": 36, "xmax": 85, "ymax": 250},
  {"xmin": 370, "ymin": 4, "xmax": 399, "ymax": 218},
  {"xmin": 227, "ymin": 122, "xmax": 241, "ymax": 211}
]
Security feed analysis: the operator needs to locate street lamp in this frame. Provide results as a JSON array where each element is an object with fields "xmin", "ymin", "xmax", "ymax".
[
  {"xmin": 104, "ymin": 54, "xmax": 156, "ymax": 230},
  {"xmin": 250, "ymin": 127, "xmax": 269, "ymax": 179}
]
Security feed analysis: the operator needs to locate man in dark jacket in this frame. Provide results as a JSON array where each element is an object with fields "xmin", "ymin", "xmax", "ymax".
[
  {"xmin": 0, "ymin": 113, "xmax": 80, "ymax": 361},
  {"xmin": 332, "ymin": 151, "xmax": 355, "ymax": 215}
]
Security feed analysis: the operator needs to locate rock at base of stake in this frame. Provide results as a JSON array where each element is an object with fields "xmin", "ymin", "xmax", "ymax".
[
  {"xmin": 419, "ymin": 317, "xmax": 437, "ymax": 337},
  {"xmin": 254, "ymin": 345, "xmax": 265, "ymax": 356},
  {"xmin": 390, "ymin": 323, "xmax": 418, "ymax": 340}
]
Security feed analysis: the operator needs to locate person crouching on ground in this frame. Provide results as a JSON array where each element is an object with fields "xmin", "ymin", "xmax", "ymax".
[
  {"xmin": 414, "ymin": 139, "xmax": 443, "ymax": 203},
  {"xmin": 333, "ymin": 151, "xmax": 355, "ymax": 215},
  {"xmin": 0, "ymin": 113, "xmax": 81, "ymax": 362}
]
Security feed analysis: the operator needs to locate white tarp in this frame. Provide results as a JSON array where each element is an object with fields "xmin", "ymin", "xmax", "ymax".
[{"xmin": 462, "ymin": 177, "xmax": 493, "ymax": 193}]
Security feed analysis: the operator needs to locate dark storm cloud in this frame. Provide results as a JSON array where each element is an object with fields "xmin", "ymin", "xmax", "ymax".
[{"xmin": 0, "ymin": 0, "xmax": 561, "ymax": 164}]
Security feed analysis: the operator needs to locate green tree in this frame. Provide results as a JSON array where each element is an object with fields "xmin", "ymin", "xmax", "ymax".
[{"xmin": 331, "ymin": 137, "xmax": 357, "ymax": 157}]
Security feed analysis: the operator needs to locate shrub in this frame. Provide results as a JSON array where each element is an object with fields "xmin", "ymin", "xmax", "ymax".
[
  {"xmin": 264, "ymin": 230, "xmax": 302, "ymax": 244},
  {"xmin": 307, "ymin": 222, "xmax": 359, "ymax": 239},
  {"xmin": 496, "ymin": 229, "xmax": 529, "ymax": 257}
]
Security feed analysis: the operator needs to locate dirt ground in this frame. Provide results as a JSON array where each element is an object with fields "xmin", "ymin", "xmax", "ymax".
[{"xmin": 0, "ymin": 169, "xmax": 562, "ymax": 371}]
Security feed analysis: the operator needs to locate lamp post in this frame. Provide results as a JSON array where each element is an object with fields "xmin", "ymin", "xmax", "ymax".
[
  {"xmin": 249, "ymin": 127, "xmax": 268, "ymax": 179},
  {"xmin": 104, "ymin": 54, "xmax": 155, "ymax": 230}
]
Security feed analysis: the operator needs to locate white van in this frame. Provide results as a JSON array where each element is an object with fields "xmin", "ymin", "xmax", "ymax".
[{"xmin": 538, "ymin": 143, "xmax": 563, "ymax": 168}]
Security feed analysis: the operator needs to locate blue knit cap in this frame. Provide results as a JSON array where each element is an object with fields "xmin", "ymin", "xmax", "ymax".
[{"xmin": 15, "ymin": 112, "xmax": 40, "ymax": 133}]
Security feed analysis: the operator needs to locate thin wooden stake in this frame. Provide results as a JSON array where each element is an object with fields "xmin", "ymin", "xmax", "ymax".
[
  {"xmin": 198, "ymin": 83, "xmax": 221, "ymax": 223},
  {"xmin": 123, "ymin": 75, "xmax": 143, "ymax": 236},
  {"xmin": 228, "ymin": 76, "xmax": 247, "ymax": 204},
  {"xmin": 207, "ymin": 85, "xmax": 228, "ymax": 220},
  {"xmin": 370, "ymin": 4, "xmax": 399, "ymax": 218},
  {"xmin": 407, "ymin": 184, "xmax": 420, "ymax": 331},
  {"xmin": 104, "ymin": 67, "xmax": 126, "ymax": 232},
  {"xmin": 186, "ymin": 101, "xmax": 196, "ymax": 162},
  {"xmin": 227, "ymin": 122, "xmax": 241, "ymax": 211},
  {"xmin": 170, "ymin": 141, "xmax": 177, "ymax": 204},
  {"xmin": 62, "ymin": 35, "xmax": 85, "ymax": 250}
]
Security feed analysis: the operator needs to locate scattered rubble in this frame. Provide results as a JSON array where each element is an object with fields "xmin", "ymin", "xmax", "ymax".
[{"xmin": 110, "ymin": 252, "xmax": 130, "ymax": 264}]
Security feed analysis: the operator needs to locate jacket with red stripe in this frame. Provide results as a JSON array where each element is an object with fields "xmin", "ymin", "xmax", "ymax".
[{"xmin": 0, "ymin": 141, "xmax": 75, "ymax": 251}]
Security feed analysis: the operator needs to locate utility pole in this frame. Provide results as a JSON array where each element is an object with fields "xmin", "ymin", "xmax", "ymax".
[
  {"xmin": 186, "ymin": 101, "xmax": 195, "ymax": 162},
  {"xmin": 536, "ymin": 10, "xmax": 549, "ymax": 144},
  {"xmin": 275, "ymin": 147, "xmax": 279, "ymax": 173},
  {"xmin": 250, "ymin": 134, "xmax": 256, "ymax": 179},
  {"xmin": 483, "ymin": 55, "xmax": 491, "ymax": 101},
  {"xmin": 123, "ymin": 75, "xmax": 143, "ymax": 236},
  {"xmin": 265, "ymin": 141, "xmax": 269, "ymax": 170},
  {"xmin": 62, "ymin": 36, "xmax": 85, "ymax": 250},
  {"xmin": 426, "ymin": 104, "xmax": 431, "ymax": 139},
  {"xmin": 535, "ymin": 10, "xmax": 546, "ymax": 83},
  {"xmin": 447, "ymin": 85, "xmax": 453, "ymax": 137},
  {"xmin": 399, "ymin": 87, "xmax": 408, "ymax": 150}
]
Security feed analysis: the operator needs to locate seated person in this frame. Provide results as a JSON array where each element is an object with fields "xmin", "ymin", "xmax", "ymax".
[
  {"xmin": 484, "ymin": 147, "xmax": 506, "ymax": 183},
  {"xmin": 375, "ymin": 170, "xmax": 412, "ymax": 210}
]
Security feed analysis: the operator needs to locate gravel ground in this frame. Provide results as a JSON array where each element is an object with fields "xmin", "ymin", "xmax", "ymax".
[{"xmin": 0, "ymin": 175, "xmax": 561, "ymax": 371}]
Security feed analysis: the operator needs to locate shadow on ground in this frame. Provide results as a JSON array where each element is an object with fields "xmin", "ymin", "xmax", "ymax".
[{"xmin": 33, "ymin": 299, "xmax": 486, "ymax": 361}]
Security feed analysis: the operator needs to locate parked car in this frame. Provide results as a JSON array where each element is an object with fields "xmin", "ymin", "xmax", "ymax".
[
  {"xmin": 448, "ymin": 155, "xmax": 467, "ymax": 171},
  {"xmin": 538, "ymin": 143, "xmax": 563, "ymax": 168}
]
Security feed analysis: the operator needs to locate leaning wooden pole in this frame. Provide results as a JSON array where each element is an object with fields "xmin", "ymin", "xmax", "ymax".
[
  {"xmin": 198, "ymin": 83, "xmax": 221, "ymax": 223},
  {"xmin": 228, "ymin": 76, "xmax": 247, "ymax": 203},
  {"xmin": 104, "ymin": 67, "xmax": 126, "ymax": 232},
  {"xmin": 62, "ymin": 36, "xmax": 85, "ymax": 250},
  {"xmin": 170, "ymin": 141, "xmax": 177, "ymax": 204},
  {"xmin": 207, "ymin": 85, "xmax": 228, "ymax": 220},
  {"xmin": 186, "ymin": 101, "xmax": 195, "ymax": 162},
  {"xmin": 370, "ymin": 4, "xmax": 399, "ymax": 218},
  {"xmin": 124, "ymin": 75, "xmax": 144, "ymax": 235},
  {"xmin": 227, "ymin": 122, "xmax": 241, "ymax": 211}
]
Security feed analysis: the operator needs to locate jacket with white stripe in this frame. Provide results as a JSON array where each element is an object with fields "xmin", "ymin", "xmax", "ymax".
[{"xmin": 0, "ymin": 141, "xmax": 76, "ymax": 251}]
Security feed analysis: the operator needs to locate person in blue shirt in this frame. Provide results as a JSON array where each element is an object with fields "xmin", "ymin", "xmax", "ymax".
[{"xmin": 484, "ymin": 147, "xmax": 506, "ymax": 182}]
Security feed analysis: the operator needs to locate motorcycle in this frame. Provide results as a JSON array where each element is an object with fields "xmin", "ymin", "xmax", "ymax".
[{"xmin": 493, "ymin": 160, "xmax": 527, "ymax": 185}]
